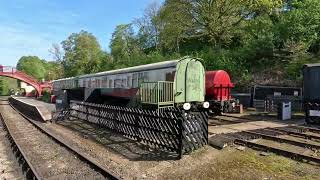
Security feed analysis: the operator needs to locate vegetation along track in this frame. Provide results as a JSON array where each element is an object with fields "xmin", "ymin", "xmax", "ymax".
[{"xmin": 0, "ymin": 99, "xmax": 119, "ymax": 180}]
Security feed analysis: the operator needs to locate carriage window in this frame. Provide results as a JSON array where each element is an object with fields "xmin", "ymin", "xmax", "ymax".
[
  {"xmin": 109, "ymin": 79, "xmax": 113, "ymax": 88},
  {"xmin": 166, "ymin": 71, "xmax": 175, "ymax": 81},
  {"xmin": 91, "ymin": 79, "xmax": 95, "ymax": 88},
  {"xmin": 115, "ymin": 79, "xmax": 121, "ymax": 88},
  {"xmin": 121, "ymin": 79, "xmax": 126, "ymax": 88},
  {"xmin": 102, "ymin": 77, "xmax": 107, "ymax": 87},
  {"xmin": 87, "ymin": 79, "xmax": 90, "ymax": 88},
  {"xmin": 97, "ymin": 78, "xmax": 101, "ymax": 88},
  {"xmin": 127, "ymin": 76, "xmax": 132, "ymax": 88},
  {"xmin": 138, "ymin": 73, "xmax": 144, "ymax": 84},
  {"xmin": 93, "ymin": 78, "xmax": 96, "ymax": 88},
  {"xmin": 143, "ymin": 72, "xmax": 149, "ymax": 81},
  {"xmin": 132, "ymin": 74, "xmax": 138, "ymax": 88}
]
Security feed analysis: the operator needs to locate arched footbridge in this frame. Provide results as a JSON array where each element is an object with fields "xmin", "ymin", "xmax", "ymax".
[{"xmin": 0, "ymin": 65, "xmax": 52, "ymax": 96}]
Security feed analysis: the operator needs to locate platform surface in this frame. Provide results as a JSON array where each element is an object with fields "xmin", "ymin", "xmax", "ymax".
[{"xmin": 12, "ymin": 96, "xmax": 55, "ymax": 121}]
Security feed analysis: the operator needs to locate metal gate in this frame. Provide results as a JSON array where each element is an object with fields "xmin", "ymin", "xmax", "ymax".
[
  {"xmin": 66, "ymin": 100, "xmax": 208, "ymax": 158},
  {"xmin": 140, "ymin": 81, "xmax": 174, "ymax": 109}
]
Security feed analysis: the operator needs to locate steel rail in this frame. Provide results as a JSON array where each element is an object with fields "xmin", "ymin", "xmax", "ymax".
[
  {"xmin": 208, "ymin": 118, "xmax": 233, "ymax": 126},
  {"xmin": 222, "ymin": 114, "xmax": 255, "ymax": 121},
  {"xmin": 8, "ymin": 102, "xmax": 120, "ymax": 180},
  {"xmin": 0, "ymin": 112, "xmax": 42, "ymax": 180},
  {"xmin": 210, "ymin": 117, "xmax": 243, "ymax": 125},
  {"xmin": 268, "ymin": 127, "xmax": 320, "ymax": 141},
  {"xmin": 218, "ymin": 115, "xmax": 320, "ymax": 140},
  {"xmin": 242, "ymin": 130, "xmax": 320, "ymax": 150},
  {"xmin": 294, "ymin": 125, "xmax": 320, "ymax": 134},
  {"xmin": 234, "ymin": 138, "xmax": 320, "ymax": 164}
]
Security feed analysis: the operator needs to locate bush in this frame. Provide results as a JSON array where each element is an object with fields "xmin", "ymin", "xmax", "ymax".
[{"xmin": 40, "ymin": 90, "xmax": 51, "ymax": 103}]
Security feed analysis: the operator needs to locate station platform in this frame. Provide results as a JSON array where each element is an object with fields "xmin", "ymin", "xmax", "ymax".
[{"xmin": 10, "ymin": 96, "xmax": 55, "ymax": 121}]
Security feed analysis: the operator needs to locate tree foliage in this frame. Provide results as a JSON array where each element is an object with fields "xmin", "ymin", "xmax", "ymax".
[
  {"xmin": 0, "ymin": 77, "xmax": 18, "ymax": 95},
  {"xmin": 16, "ymin": 56, "xmax": 47, "ymax": 80},
  {"xmin": 61, "ymin": 30, "xmax": 104, "ymax": 77},
  {"xmin": 15, "ymin": 0, "xmax": 320, "ymax": 91},
  {"xmin": 110, "ymin": 24, "xmax": 141, "ymax": 61},
  {"xmin": 135, "ymin": 1, "xmax": 162, "ymax": 51},
  {"xmin": 0, "ymin": 77, "xmax": 9, "ymax": 95},
  {"xmin": 43, "ymin": 61, "xmax": 64, "ymax": 81},
  {"xmin": 107, "ymin": 0, "xmax": 320, "ymax": 89},
  {"xmin": 16, "ymin": 56, "xmax": 63, "ymax": 81}
]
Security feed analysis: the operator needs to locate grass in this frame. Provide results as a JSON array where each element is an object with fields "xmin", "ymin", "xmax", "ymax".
[{"xmin": 161, "ymin": 148, "xmax": 320, "ymax": 180}]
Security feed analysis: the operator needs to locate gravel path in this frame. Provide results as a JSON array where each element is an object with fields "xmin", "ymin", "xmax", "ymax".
[
  {"xmin": 0, "ymin": 100, "xmax": 106, "ymax": 179},
  {"xmin": 45, "ymin": 118, "xmax": 220, "ymax": 179}
]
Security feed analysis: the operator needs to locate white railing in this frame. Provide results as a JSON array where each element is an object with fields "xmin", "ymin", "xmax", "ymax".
[{"xmin": 0, "ymin": 66, "xmax": 16, "ymax": 73}]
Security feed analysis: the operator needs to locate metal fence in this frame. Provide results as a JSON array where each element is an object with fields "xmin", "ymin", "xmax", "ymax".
[
  {"xmin": 140, "ymin": 81, "xmax": 174, "ymax": 108},
  {"xmin": 253, "ymin": 96, "xmax": 303, "ymax": 112},
  {"xmin": 66, "ymin": 100, "xmax": 208, "ymax": 158},
  {"xmin": 266, "ymin": 95, "xmax": 303, "ymax": 112}
]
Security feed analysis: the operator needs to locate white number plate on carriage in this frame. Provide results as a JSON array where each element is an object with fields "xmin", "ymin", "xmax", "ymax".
[{"xmin": 310, "ymin": 110, "xmax": 320, "ymax": 117}]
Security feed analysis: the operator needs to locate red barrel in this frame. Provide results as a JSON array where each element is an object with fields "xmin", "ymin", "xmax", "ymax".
[{"xmin": 205, "ymin": 70, "xmax": 234, "ymax": 101}]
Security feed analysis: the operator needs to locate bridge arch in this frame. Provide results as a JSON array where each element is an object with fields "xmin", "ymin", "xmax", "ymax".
[{"xmin": 0, "ymin": 66, "xmax": 52, "ymax": 96}]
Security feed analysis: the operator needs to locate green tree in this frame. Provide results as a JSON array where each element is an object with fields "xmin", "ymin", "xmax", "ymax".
[
  {"xmin": 61, "ymin": 30, "xmax": 104, "ymax": 77},
  {"xmin": 135, "ymin": 1, "xmax": 162, "ymax": 51},
  {"xmin": 0, "ymin": 77, "xmax": 9, "ymax": 95},
  {"xmin": 16, "ymin": 56, "xmax": 47, "ymax": 80},
  {"xmin": 43, "ymin": 61, "xmax": 64, "ymax": 80},
  {"xmin": 159, "ymin": 0, "xmax": 283, "ymax": 51},
  {"xmin": 110, "ymin": 24, "xmax": 141, "ymax": 61},
  {"xmin": 275, "ymin": 0, "xmax": 320, "ymax": 55},
  {"xmin": 0, "ymin": 77, "xmax": 18, "ymax": 95}
]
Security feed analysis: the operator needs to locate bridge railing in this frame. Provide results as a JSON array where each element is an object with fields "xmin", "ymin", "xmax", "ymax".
[
  {"xmin": 0, "ymin": 66, "xmax": 17, "ymax": 73},
  {"xmin": 0, "ymin": 66, "xmax": 39, "ymax": 85}
]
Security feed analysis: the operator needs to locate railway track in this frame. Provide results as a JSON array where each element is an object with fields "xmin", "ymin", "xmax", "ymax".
[
  {"xmin": 0, "ymin": 115, "xmax": 24, "ymax": 180},
  {"xmin": 0, "ymin": 99, "xmax": 119, "ymax": 180},
  {"xmin": 209, "ymin": 114, "xmax": 320, "ymax": 164},
  {"xmin": 209, "ymin": 116, "xmax": 244, "ymax": 126},
  {"xmin": 209, "ymin": 115, "xmax": 255, "ymax": 126}
]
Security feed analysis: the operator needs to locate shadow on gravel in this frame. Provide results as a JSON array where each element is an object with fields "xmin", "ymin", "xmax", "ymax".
[{"xmin": 56, "ymin": 118, "xmax": 179, "ymax": 161}]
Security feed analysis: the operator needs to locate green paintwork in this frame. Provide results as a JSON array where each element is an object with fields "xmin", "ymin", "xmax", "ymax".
[{"xmin": 174, "ymin": 57, "xmax": 205, "ymax": 103}]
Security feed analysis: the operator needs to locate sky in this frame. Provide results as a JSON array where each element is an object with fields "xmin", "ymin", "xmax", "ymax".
[{"xmin": 0, "ymin": 0, "xmax": 161, "ymax": 66}]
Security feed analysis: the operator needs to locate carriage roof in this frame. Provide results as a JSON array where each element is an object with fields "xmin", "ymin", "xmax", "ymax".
[{"xmin": 78, "ymin": 59, "xmax": 179, "ymax": 79}]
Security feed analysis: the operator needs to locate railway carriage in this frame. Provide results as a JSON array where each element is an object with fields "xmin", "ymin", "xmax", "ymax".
[
  {"xmin": 303, "ymin": 63, "xmax": 320, "ymax": 123},
  {"xmin": 53, "ymin": 57, "xmax": 209, "ymax": 111}
]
